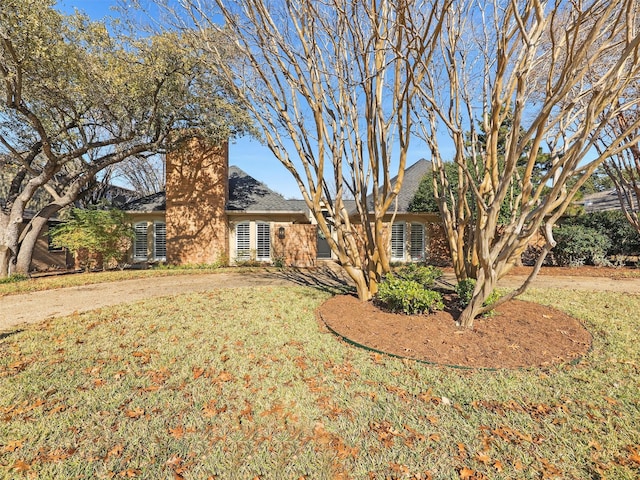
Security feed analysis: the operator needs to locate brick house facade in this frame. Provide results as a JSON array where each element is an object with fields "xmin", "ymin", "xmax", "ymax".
[{"xmin": 124, "ymin": 139, "xmax": 451, "ymax": 268}]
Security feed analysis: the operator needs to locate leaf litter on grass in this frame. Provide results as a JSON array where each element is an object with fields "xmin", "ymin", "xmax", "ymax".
[{"xmin": 0, "ymin": 286, "xmax": 639, "ymax": 479}]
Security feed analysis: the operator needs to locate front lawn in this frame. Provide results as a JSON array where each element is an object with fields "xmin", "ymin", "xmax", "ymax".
[{"xmin": 1, "ymin": 286, "xmax": 639, "ymax": 479}]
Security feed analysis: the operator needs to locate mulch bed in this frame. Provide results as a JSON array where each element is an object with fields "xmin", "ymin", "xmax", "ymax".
[{"xmin": 318, "ymin": 294, "xmax": 592, "ymax": 369}]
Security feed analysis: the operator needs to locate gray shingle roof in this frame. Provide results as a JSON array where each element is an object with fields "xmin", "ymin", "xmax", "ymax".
[
  {"xmin": 227, "ymin": 166, "xmax": 302, "ymax": 212},
  {"xmin": 123, "ymin": 160, "xmax": 433, "ymax": 215},
  {"xmin": 122, "ymin": 191, "xmax": 167, "ymax": 212},
  {"xmin": 360, "ymin": 159, "xmax": 432, "ymax": 214},
  {"xmin": 124, "ymin": 166, "xmax": 307, "ymax": 213},
  {"xmin": 580, "ymin": 189, "xmax": 637, "ymax": 213}
]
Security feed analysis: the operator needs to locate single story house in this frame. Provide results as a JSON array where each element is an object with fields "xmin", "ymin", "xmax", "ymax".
[{"xmin": 124, "ymin": 138, "xmax": 450, "ymax": 268}]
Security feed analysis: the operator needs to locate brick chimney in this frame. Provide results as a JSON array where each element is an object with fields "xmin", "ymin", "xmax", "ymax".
[{"xmin": 165, "ymin": 138, "xmax": 229, "ymax": 265}]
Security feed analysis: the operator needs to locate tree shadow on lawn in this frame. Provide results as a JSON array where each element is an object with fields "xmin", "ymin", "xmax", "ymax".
[{"xmin": 272, "ymin": 266, "xmax": 355, "ymax": 296}]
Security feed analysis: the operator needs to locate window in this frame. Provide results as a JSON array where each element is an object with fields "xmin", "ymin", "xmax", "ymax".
[
  {"xmin": 391, "ymin": 223, "xmax": 405, "ymax": 260},
  {"xmin": 153, "ymin": 222, "xmax": 166, "ymax": 260},
  {"xmin": 133, "ymin": 222, "xmax": 148, "ymax": 261},
  {"xmin": 410, "ymin": 223, "xmax": 425, "ymax": 261},
  {"xmin": 47, "ymin": 226, "xmax": 63, "ymax": 252},
  {"xmin": 256, "ymin": 222, "xmax": 270, "ymax": 260},
  {"xmin": 236, "ymin": 223, "xmax": 250, "ymax": 260}
]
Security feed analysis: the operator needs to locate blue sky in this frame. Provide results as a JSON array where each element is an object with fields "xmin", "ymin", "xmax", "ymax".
[{"xmin": 56, "ymin": 1, "xmax": 433, "ymax": 199}]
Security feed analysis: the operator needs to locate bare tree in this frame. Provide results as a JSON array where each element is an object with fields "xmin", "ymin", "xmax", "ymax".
[
  {"xmin": 414, "ymin": 0, "xmax": 640, "ymax": 327},
  {"xmin": 597, "ymin": 80, "xmax": 640, "ymax": 233},
  {"xmin": 111, "ymin": 155, "xmax": 166, "ymax": 197},
  {"xmin": 156, "ymin": 0, "xmax": 449, "ymax": 300}
]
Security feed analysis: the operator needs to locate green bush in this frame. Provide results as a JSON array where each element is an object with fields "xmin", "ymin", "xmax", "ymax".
[
  {"xmin": 376, "ymin": 274, "xmax": 444, "ymax": 315},
  {"xmin": 553, "ymin": 224, "xmax": 612, "ymax": 266},
  {"xmin": 455, "ymin": 278, "xmax": 501, "ymax": 308},
  {"xmin": 50, "ymin": 207, "xmax": 134, "ymax": 270},
  {"xmin": 393, "ymin": 263, "xmax": 443, "ymax": 288},
  {"xmin": 0, "ymin": 273, "xmax": 29, "ymax": 284},
  {"xmin": 272, "ymin": 255, "xmax": 286, "ymax": 269},
  {"xmin": 563, "ymin": 211, "xmax": 640, "ymax": 256}
]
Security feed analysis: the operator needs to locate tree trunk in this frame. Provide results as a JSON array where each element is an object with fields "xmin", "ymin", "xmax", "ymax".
[
  {"xmin": 343, "ymin": 264, "xmax": 373, "ymax": 301},
  {"xmin": 0, "ymin": 245, "xmax": 13, "ymax": 277},
  {"xmin": 0, "ymin": 213, "xmax": 21, "ymax": 277},
  {"xmin": 15, "ymin": 215, "xmax": 49, "ymax": 274},
  {"xmin": 457, "ymin": 269, "xmax": 497, "ymax": 329}
]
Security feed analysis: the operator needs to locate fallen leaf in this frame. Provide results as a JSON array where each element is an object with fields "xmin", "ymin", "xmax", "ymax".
[
  {"xmin": 12, "ymin": 460, "xmax": 30, "ymax": 472},
  {"xmin": 458, "ymin": 467, "xmax": 475, "ymax": 479},
  {"xmin": 589, "ymin": 440, "xmax": 602, "ymax": 451},
  {"xmin": 214, "ymin": 371, "xmax": 234, "ymax": 383},
  {"xmin": 474, "ymin": 453, "xmax": 490, "ymax": 464},
  {"xmin": 125, "ymin": 408, "xmax": 145, "ymax": 419},
  {"xmin": 3, "ymin": 439, "xmax": 24, "ymax": 452},
  {"xmin": 493, "ymin": 460, "xmax": 503, "ymax": 472},
  {"xmin": 118, "ymin": 468, "xmax": 141, "ymax": 477},
  {"xmin": 166, "ymin": 455, "xmax": 183, "ymax": 469},
  {"xmin": 108, "ymin": 444, "xmax": 124, "ymax": 459}
]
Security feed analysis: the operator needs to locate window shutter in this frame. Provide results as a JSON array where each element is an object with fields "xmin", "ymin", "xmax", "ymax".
[
  {"xmin": 410, "ymin": 224, "xmax": 425, "ymax": 261},
  {"xmin": 256, "ymin": 223, "xmax": 270, "ymax": 260},
  {"xmin": 133, "ymin": 223, "xmax": 148, "ymax": 261},
  {"xmin": 236, "ymin": 223, "xmax": 251, "ymax": 260},
  {"xmin": 154, "ymin": 222, "xmax": 166, "ymax": 260},
  {"xmin": 391, "ymin": 223, "xmax": 405, "ymax": 260}
]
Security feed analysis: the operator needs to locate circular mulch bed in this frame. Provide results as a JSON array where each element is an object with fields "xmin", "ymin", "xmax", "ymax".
[{"xmin": 318, "ymin": 295, "xmax": 592, "ymax": 369}]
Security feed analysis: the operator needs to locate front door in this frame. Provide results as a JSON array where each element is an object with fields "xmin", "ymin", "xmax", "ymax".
[{"xmin": 317, "ymin": 228, "xmax": 332, "ymax": 259}]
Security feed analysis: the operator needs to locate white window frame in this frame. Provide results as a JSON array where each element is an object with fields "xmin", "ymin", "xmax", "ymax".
[
  {"xmin": 410, "ymin": 223, "xmax": 425, "ymax": 261},
  {"xmin": 256, "ymin": 222, "xmax": 271, "ymax": 261},
  {"xmin": 133, "ymin": 222, "xmax": 148, "ymax": 261},
  {"xmin": 391, "ymin": 223, "xmax": 405, "ymax": 261},
  {"xmin": 153, "ymin": 221, "xmax": 167, "ymax": 261},
  {"xmin": 235, "ymin": 222, "xmax": 251, "ymax": 261}
]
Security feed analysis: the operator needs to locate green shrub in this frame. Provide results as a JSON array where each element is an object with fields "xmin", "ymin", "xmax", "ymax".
[
  {"xmin": 272, "ymin": 255, "xmax": 286, "ymax": 269},
  {"xmin": 50, "ymin": 207, "xmax": 134, "ymax": 270},
  {"xmin": 455, "ymin": 278, "xmax": 501, "ymax": 308},
  {"xmin": 553, "ymin": 224, "xmax": 612, "ymax": 266},
  {"xmin": 0, "ymin": 273, "xmax": 29, "ymax": 284},
  {"xmin": 563, "ymin": 210, "xmax": 640, "ymax": 256},
  {"xmin": 376, "ymin": 274, "xmax": 444, "ymax": 315},
  {"xmin": 394, "ymin": 264, "xmax": 443, "ymax": 288}
]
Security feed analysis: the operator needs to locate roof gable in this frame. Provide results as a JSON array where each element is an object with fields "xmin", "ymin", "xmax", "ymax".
[
  {"xmin": 360, "ymin": 159, "xmax": 432, "ymax": 214},
  {"xmin": 122, "ymin": 191, "xmax": 166, "ymax": 212},
  {"xmin": 227, "ymin": 166, "xmax": 300, "ymax": 212}
]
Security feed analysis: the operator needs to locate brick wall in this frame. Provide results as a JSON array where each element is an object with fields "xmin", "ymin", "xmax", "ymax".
[
  {"xmin": 29, "ymin": 223, "xmax": 73, "ymax": 271},
  {"xmin": 165, "ymin": 139, "xmax": 229, "ymax": 265},
  {"xmin": 272, "ymin": 223, "xmax": 317, "ymax": 267},
  {"xmin": 426, "ymin": 222, "xmax": 451, "ymax": 266}
]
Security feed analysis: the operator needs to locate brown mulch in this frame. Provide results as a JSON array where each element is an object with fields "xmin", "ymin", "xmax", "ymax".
[
  {"xmin": 318, "ymin": 294, "xmax": 592, "ymax": 369},
  {"xmin": 506, "ymin": 265, "xmax": 640, "ymax": 279}
]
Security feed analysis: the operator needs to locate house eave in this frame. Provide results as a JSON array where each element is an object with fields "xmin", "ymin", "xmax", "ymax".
[{"xmin": 225, "ymin": 210, "xmax": 306, "ymax": 215}]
